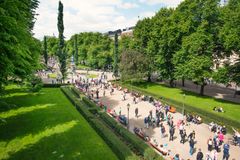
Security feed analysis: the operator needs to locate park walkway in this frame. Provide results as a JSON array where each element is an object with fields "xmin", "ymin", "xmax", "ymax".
[{"xmin": 87, "ymin": 82, "xmax": 240, "ymax": 160}]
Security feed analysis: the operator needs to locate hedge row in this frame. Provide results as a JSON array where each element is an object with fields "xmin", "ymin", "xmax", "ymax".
[
  {"xmin": 81, "ymin": 96, "xmax": 163, "ymax": 159},
  {"xmin": 70, "ymin": 87, "xmax": 81, "ymax": 98},
  {"xmin": 99, "ymin": 112, "xmax": 150, "ymax": 156},
  {"xmin": 43, "ymin": 83, "xmax": 69, "ymax": 88},
  {"xmin": 60, "ymin": 87, "xmax": 133, "ymax": 160},
  {"xmin": 90, "ymin": 118, "xmax": 134, "ymax": 160},
  {"xmin": 116, "ymin": 82, "xmax": 240, "ymax": 131}
]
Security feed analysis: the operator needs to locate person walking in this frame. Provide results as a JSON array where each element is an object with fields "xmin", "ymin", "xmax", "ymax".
[
  {"xmin": 189, "ymin": 138, "xmax": 195, "ymax": 156},
  {"xmin": 196, "ymin": 149, "xmax": 203, "ymax": 160},
  {"xmin": 222, "ymin": 142, "xmax": 230, "ymax": 160},
  {"xmin": 160, "ymin": 123, "xmax": 165, "ymax": 138},
  {"xmin": 180, "ymin": 129, "xmax": 187, "ymax": 144},
  {"xmin": 169, "ymin": 126, "xmax": 175, "ymax": 141},
  {"xmin": 207, "ymin": 137, "xmax": 213, "ymax": 151},
  {"xmin": 135, "ymin": 107, "xmax": 138, "ymax": 118}
]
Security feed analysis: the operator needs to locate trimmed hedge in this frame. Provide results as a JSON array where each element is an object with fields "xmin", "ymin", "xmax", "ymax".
[
  {"xmin": 71, "ymin": 87, "xmax": 81, "ymax": 98},
  {"xmin": 81, "ymin": 95, "xmax": 162, "ymax": 159},
  {"xmin": 99, "ymin": 112, "xmax": 152, "ymax": 156},
  {"xmin": 115, "ymin": 82, "xmax": 240, "ymax": 132},
  {"xmin": 43, "ymin": 83, "xmax": 69, "ymax": 88},
  {"xmin": 60, "ymin": 87, "xmax": 134, "ymax": 160},
  {"xmin": 90, "ymin": 118, "xmax": 134, "ymax": 160}
]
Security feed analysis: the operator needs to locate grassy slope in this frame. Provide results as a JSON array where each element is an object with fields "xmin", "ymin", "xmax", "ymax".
[
  {"xmin": 123, "ymin": 82, "xmax": 240, "ymax": 123},
  {"xmin": 0, "ymin": 86, "xmax": 118, "ymax": 160}
]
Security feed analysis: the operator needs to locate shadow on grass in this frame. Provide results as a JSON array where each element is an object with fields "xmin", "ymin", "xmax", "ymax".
[
  {"xmin": 0, "ymin": 92, "xmax": 49, "ymax": 113},
  {"xmin": 0, "ymin": 120, "xmax": 78, "ymax": 160},
  {"xmin": 0, "ymin": 104, "xmax": 80, "ymax": 142}
]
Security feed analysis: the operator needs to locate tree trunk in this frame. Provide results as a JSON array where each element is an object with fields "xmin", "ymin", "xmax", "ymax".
[
  {"xmin": 170, "ymin": 79, "xmax": 174, "ymax": 87},
  {"xmin": 200, "ymin": 85, "xmax": 204, "ymax": 96},
  {"xmin": 147, "ymin": 72, "xmax": 151, "ymax": 82},
  {"xmin": 182, "ymin": 78, "xmax": 185, "ymax": 87}
]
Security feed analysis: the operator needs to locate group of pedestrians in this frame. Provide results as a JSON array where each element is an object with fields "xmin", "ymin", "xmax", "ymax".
[{"xmin": 74, "ymin": 73, "xmax": 236, "ymax": 160}]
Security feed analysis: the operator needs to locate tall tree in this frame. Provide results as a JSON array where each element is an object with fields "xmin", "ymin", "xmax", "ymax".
[
  {"xmin": 0, "ymin": 0, "xmax": 40, "ymax": 92},
  {"xmin": 113, "ymin": 32, "xmax": 119, "ymax": 77},
  {"xmin": 57, "ymin": 1, "xmax": 66, "ymax": 81},
  {"xmin": 134, "ymin": 18, "xmax": 155, "ymax": 82},
  {"xmin": 120, "ymin": 50, "xmax": 149, "ymax": 81},
  {"xmin": 74, "ymin": 35, "xmax": 78, "ymax": 65},
  {"xmin": 43, "ymin": 36, "xmax": 48, "ymax": 66}
]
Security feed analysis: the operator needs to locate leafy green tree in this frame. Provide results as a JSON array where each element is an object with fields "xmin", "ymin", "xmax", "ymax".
[
  {"xmin": 120, "ymin": 50, "xmax": 149, "ymax": 81},
  {"xmin": 134, "ymin": 18, "xmax": 155, "ymax": 81},
  {"xmin": 43, "ymin": 36, "xmax": 48, "ymax": 65},
  {"xmin": 57, "ymin": 0, "xmax": 67, "ymax": 81},
  {"xmin": 46, "ymin": 36, "xmax": 58, "ymax": 56},
  {"xmin": 0, "ymin": 0, "xmax": 40, "ymax": 92},
  {"xmin": 74, "ymin": 35, "xmax": 78, "ymax": 65},
  {"xmin": 113, "ymin": 32, "xmax": 119, "ymax": 77}
]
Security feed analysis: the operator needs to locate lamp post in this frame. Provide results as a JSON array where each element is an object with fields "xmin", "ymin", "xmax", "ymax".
[
  {"xmin": 182, "ymin": 94, "xmax": 185, "ymax": 120},
  {"xmin": 127, "ymin": 103, "xmax": 130, "ymax": 130}
]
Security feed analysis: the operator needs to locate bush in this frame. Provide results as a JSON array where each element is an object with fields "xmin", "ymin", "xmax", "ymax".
[
  {"xmin": 60, "ymin": 87, "xmax": 93, "ymax": 121},
  {"xmin": 144, "ymin": 148, "xmax": 161, "ymax": 160},
  {"xmin": 99, "ymin": 112, "xmax": 158, "ymax": 157},
  {"xmin": 43, "ymin": 83, "xmax": 69, "ymax": 88},
  {"xmin": 26, "ymin": 75, "xmax": 43, "ymax": 92},
  {"xmin": 90, "ymin": 118, "xmax": 134, "ymax": 160},
  {"xmin": 82, "ymin": 97, "xmax": 101, "ymax": 111},
  {"xmin": 71, "ymin": 87, "xmax": 81, "ymax": 98}
]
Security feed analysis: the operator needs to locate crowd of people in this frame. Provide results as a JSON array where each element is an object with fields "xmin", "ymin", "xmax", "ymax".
[{"xmin": 73, "ymin": 72, "xmax": 239, "ymax": 160}]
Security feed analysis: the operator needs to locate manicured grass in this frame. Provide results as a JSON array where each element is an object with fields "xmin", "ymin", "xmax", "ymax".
[
  {"xmin": 48, "ymin": 73, "xmax": 57, "ymax": 79},
  {"xmin": 120, "ymin": 82, "xmax": 240, "ymax": 125},
  {"xmin": 87, "ymin": 74, "xmax": 98, "ymax": 79},
  {"xmin": 76, "ymin": 64, "xmax": 91, "ymax": 70},
  {"xmin": 0, "ymin": 86, "xmax": 118, "ymax": 160}
]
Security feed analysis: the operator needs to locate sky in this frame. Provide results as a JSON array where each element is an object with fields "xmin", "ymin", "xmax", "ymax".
[{"xmin": 33, "ymin": 0, "xmax": 184, "ymax": 40}]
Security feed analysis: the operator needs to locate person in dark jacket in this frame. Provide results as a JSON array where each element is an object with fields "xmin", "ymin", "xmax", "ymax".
[
  {"xmin": 196, "ymin": 149, "xmax": 203, "ymax": 160},
  {"xmin": 169, "ymin": 126, "xmax": 175, "ymax": 141},
  {"xmin": 189, "ymin": 138, "xmax": 195, "ymax": 155}
]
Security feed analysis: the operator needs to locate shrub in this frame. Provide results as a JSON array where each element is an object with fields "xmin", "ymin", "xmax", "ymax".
[
  {"xmin": 43, "ymin": 83, "xmax": 69, "ymax": 88},
  {"xmin": 26, "ymin": 75, "xmax": 43, "ymax": 92},
  {"xmin": 71, "ymin": 87, "xmax": 81, "ymax": 98},
  {"xmin": 144, "ymin": 148, "xmax": 161, "ymax": 160},
  {"xmin": 90, "ymin": 118, "xmax": 134, "ymax": 160}
]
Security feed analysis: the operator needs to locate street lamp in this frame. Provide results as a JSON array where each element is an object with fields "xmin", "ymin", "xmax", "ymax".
[
  {"xmin": 127, "ymin": 103, "xmax": 130, "ymax": 130},
  {"xmin": 182, "ymin": 94, "xmax": 185, "ymax": 120}
]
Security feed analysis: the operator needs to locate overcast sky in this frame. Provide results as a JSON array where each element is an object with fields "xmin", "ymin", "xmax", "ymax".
[{"xmin": 33, "ymin": 0, "xmax": 184, "ymax": 40}]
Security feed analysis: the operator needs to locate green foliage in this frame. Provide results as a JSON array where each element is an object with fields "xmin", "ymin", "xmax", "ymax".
[
  {"xmin": 144, "ymin": 148, "xmax": 160, "ymax": 160},
  {"xmin": 0, "ymin": 0, "xmax": 40, "ymax": 91},
  {"xmin": 66, "ymin": 32, "xmax": 113, "ymax": 69},
  {"xmin": 120, "ymin": 50, "xmax": 149, "ymax": 81},
  {"xmin": 57, "ymin": 1, "xmax": 67, "ymax": 80},
  {"xmin": 220, "ymin": 0, "xmax": 240, "ymax": 53},
  {"xmin": 113, "ymin": 33, "xmax": 119, "ymax": 77},
  {"xmin": 26, "ymin": 75, "xmax": 43, "ymax": 92},
  {"xmin": 43, "ymin": 36, "xmax": 48, "ymax": 65},
  {"xmin": 74, "ymin": 35, "xmax": 78, "ymax": 65}
]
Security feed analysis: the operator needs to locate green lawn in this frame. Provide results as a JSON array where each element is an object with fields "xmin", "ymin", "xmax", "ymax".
[
  {"xmin": 48, "ymin": 73, "xmax": 57, "ymax": 79},
  {"xmin": 76, "ymin": 64, "xmax": 91, "ymax": 70},
  {"xmin": 0, "ymin": 86, "xmax": 118, "ymax": 160},
  {"xmin": 121, "ymin": 82, "xmax": 240, "ymax": 125},
  {"xmin": 87, "ymin": 74, "xmax": 98, "ymax": 79}
]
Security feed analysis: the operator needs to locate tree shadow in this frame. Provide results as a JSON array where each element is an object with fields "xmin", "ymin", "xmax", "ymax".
[{"xmin": 0, "ymin": 120, "xmax": 78, "ymax": 160}]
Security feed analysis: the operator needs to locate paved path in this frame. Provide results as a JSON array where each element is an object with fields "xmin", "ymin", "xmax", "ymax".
[{"xmin": 87, "ymin": 83, "xmax": 240, "ymax": 160}]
